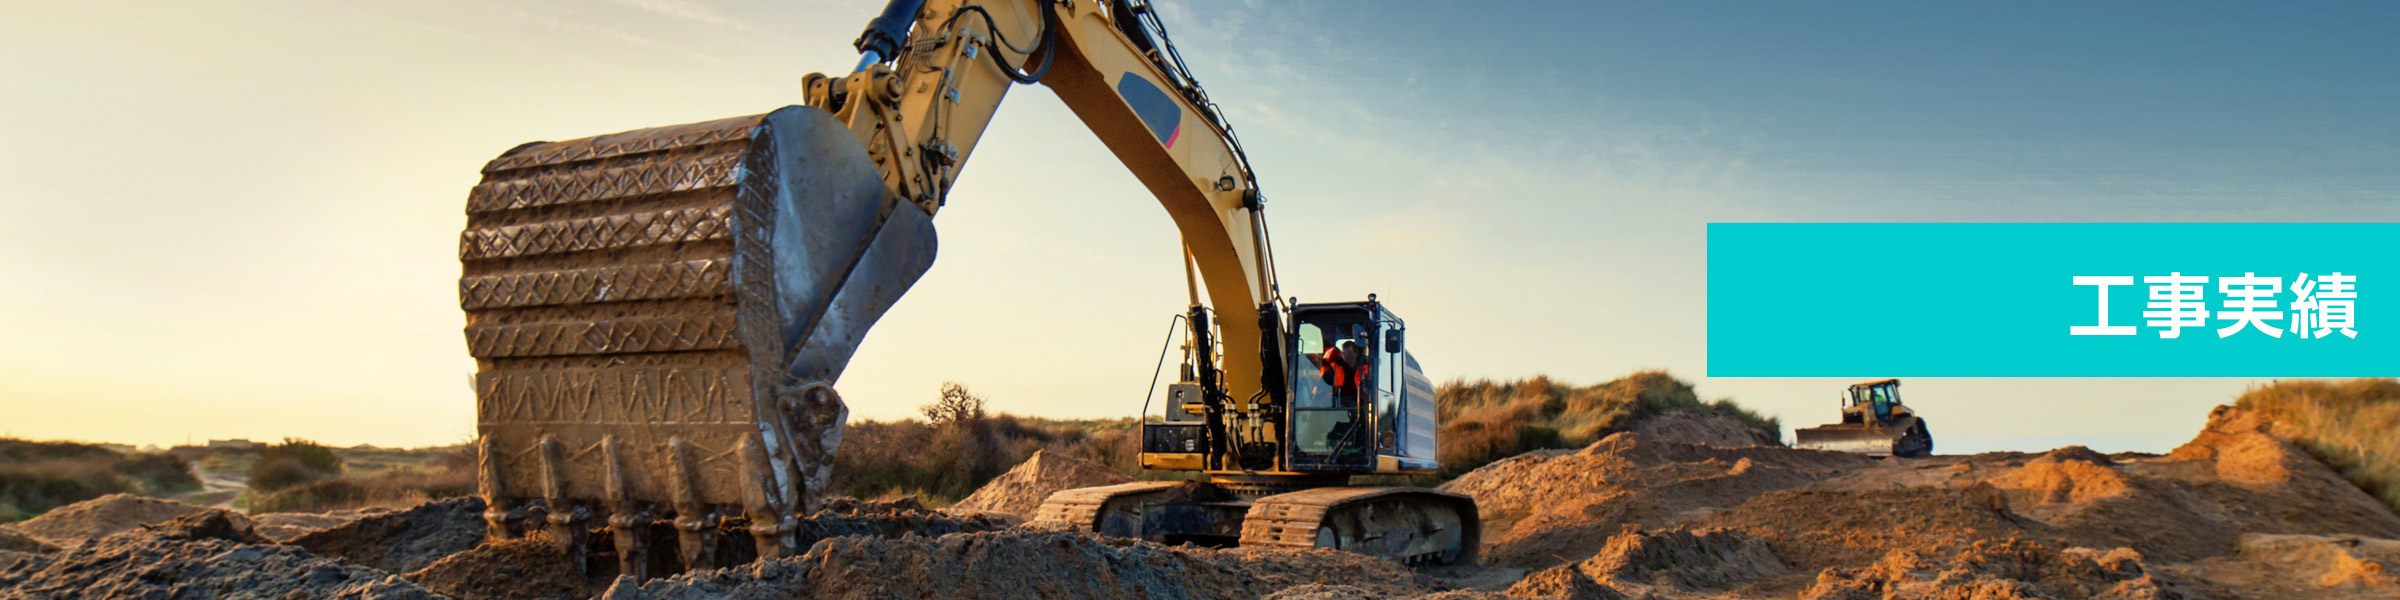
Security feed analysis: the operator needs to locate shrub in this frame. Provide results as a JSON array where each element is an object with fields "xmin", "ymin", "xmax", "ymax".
[
  {"xmin": 0, "ymin": 439, "xmax": 201, "ymax": 521},
  {"xmin": 2235, "ymin": 378, "xmax": 2400, "ymax": 514},
  {"xmin": 248, "ymin": 438, "xmax": 344, "ymax": 493},
  {"xmin": 831, "ymin": 383, "xmax": 1142, "ymax": 504}
]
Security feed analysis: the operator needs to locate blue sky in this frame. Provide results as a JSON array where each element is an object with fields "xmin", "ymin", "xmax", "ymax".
[{"xmin": 0, "ymin": 1, "xmax": 2389, "ymax": 450}]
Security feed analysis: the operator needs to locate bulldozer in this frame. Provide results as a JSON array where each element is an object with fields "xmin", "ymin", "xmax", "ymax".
[
  {"xmin": 458, "ymin": 0, "xmax": 1477, "ymax": 579},
  {"xmin": 1792, "ymin": 379, "xmax": 1934, "ymax": 458}
]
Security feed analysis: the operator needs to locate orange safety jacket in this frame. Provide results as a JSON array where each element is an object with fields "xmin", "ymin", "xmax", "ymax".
[{"xmin": 1318, "ymin": 348, "xmax": 1369, "ymax": 391}]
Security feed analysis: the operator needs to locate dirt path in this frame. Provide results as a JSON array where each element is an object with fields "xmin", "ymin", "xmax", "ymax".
[{"xmin": 174, "ymin": 465, "xmax": 247, "ymax": 509}]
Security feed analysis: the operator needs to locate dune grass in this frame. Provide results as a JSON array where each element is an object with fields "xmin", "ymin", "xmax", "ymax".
[
  {"xmin": 1434, "ymin": 370, "xmax": 1779, "ymax": 476},
  {"xmin": 0, "ymin": 438, "xmax": 200, "ymax": 522},
  {"xmin": 2235, "ymin": 378, "xmax": 2400, "ymax": 514}
]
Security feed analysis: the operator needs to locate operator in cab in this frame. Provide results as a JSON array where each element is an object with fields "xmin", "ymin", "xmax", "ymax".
[{"xmin": 1308, "ymin": 338, "xmax": 1371, "ymax": 407}]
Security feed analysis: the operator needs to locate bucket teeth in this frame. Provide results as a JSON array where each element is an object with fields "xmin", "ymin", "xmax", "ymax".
[{"xmin": 462, "ymin": 106, "xmax": 933, "ymax": 580}]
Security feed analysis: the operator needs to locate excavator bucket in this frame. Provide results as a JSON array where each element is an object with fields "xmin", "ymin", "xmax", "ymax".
[{"xmin": 459, "ymin": 105, "xmax": 931, "ymax": 577}]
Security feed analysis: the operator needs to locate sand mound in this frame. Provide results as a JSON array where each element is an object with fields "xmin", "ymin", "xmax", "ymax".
[
  {"xmin": 1263, "ymin": 583, "xmax": 1434, "ymax": 600},
  {"xmin": 409, "ymin": 535, "xmax": 605, "ymax": 600},
  {"xmin": 253, "ymin": 507, "xmax": 394, "ymax": 542},
  {"xmin": 1987, "ymin": 408, "xmax": 2400, "ymax": 563},
  {"xmin": 291, "ymin": 496, "xmax": 488, "ymax": 574},
  {"xmin": 0, "ymin": 510, "xmax": 444, "ymax": 599},
  {"xmin": 1801, "ymin": 539, "xmax": 2183, "ymax": 600},
  {"xmin": 0, "ymin": 526, "xmax": 56, "ymax": 554},
  {"xmin": 2235, "ymin": 533, "xmax": 2400, "ymax": 588},
  {"xmin": 1441, "ymin": 432, "xmax": 1873, "ymax": 568},
  {"xmin": 3, "ymin": 493, "xmax": 231, "ymax": 547},
  {"xmin": 1632, "ymin": 410, "xmax": 1781, "ymax": 448},
  {"xmin": 799, "ymin": 495, "xmax": 1011, "ymax": 549},
  {"xmin": 1990, "ymin": 446, "xmax": 2134, "ymax": 505},
  {"xmin": 1578, "ymin": 527, "xmax": 1785, "ymax": 591},
  {"xmin": 948, "ymin": 450, "xmax": 1134, "ymax": 519},
  {"xmin": 1703, "ymin": 482, "xmax": 2054, "ymax": 572},
  {"xmin": 392, "ymin": 495, "xmax": 1008, "ymax": 599},
  {"xmin": 0, "ymin": 549, "xmax": 47, "ymax": 576},
  {"xmin": 1504, "ymin": 567, "xmax": 1628, "ymax": 600},
  {"xmin": 601, "ymin": 530, "xmax": 1441, "ymax": 600}
]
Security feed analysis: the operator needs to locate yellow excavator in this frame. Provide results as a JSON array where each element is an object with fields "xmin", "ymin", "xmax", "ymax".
[{"xmin": 458, "ymin": 0, "xmax": 1476, "ymax": 579}]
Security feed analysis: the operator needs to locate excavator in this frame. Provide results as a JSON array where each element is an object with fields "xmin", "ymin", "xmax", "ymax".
[
  {"xmin": 457, "ymin": 0, "xmax": 1477, "ymax": 580},
  {"xmin": 1792, "ymin": 379, "xmax": 1934, "ymax": 458}
]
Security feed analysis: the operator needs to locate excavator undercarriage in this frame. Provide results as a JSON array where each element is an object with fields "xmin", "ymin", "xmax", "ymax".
[{"xmin": 1031, "ymin": 481, "xmax": 1479, "ymax": 566}]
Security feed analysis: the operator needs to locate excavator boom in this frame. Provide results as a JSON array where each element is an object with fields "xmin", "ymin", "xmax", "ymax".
[{"xmin": 462, "ymin": 0, "xmax": 1474, "ymax": 576}]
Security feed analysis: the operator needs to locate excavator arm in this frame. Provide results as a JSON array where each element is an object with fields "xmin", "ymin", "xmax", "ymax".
[{"xmin": 809, "ymin": 0, "xmax": 1291, "ymax": 463}]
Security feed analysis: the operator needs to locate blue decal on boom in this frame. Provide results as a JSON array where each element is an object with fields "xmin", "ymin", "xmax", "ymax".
[{"xmin": 1116, "ymin": 72, "xmax": 1183, "ymax": 148}]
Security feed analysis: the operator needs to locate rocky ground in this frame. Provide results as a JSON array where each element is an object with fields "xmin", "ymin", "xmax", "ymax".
[{"xmin": 1, "ymin": 405, "xmax": 2394, "ymax": 599}]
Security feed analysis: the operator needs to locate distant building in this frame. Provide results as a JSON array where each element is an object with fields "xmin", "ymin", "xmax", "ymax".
[
  {"xmin": 95, "ymin": 443, "xmax": 138, "ymax": 454},
  {"xmin": 207, "ymin": 438, "xmax": 262, "ymax": 449}
]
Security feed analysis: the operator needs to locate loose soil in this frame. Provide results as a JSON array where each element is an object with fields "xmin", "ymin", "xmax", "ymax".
[
  {"xmin": 291, "ymin": 496, "xmax": 489, "ymax": 574},
  {"xmin": 2, "ymin": 493, "xmax": 226, "ymax": 547},
  {"xmin": 946, "ymin": 450, "xmax": 1133, "ymax": 520},
  {"xmin": 2, "ymin": 404, "xmax": 2395, "ymax": 599},
  {"xmin": 0, "ymin": 511, "xmax": 445, "ymax": 599}
]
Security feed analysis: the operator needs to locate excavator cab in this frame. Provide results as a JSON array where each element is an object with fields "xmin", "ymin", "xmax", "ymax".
[{"xmin": 1286, "ymin": 300, "xmax": 1437, "ymax": 472}]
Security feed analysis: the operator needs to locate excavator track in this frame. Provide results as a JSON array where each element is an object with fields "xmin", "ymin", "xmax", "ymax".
[
  {"xmin": 1028, "ymin": 481, "xmax": 1206, "ymax": 538},
  {"xmin": 1241, "ymin": 487, "xmax": 1480, "ymax": 566}
]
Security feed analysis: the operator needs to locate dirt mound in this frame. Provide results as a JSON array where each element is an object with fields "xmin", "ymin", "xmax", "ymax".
[
  {"xmin": 3, "ymin": 492, "xmax": 231, "ymax": 547},
  {"xmin": 0, "ymin": 526, "xmax": 56, "ymax": 554},
  {"xmin": 948, "ymin": 450, "xmax": 1133, "ymax": 519},
  {"xmin": 144, "ymin": 510, "xmax": 273, "ymax": 545},
  {"xmin": 0, "ymin": 549, "xmax": 47, "ymax": 575},
  {"xmin": 1262, "ymin": 583, "xmax": 1433, "ymax": 600},
  {"xmin": 390, "ymin": 495, "xmax": 1008, "ymax": 599},
  {"xmin": 1703, "ymin": 482, "xmax": 2056, "ymax": 572},
  {"xmin": 601, "ymin": 530, "xmax": 1441, "ymax": 600},
  {"xmin": 1504, "ymin": 567, "xmax": 1628, "ymax": 600},
  {"xmin": 1989, "ymin": 446, "xmax": 2135, "ymax": 505},
  {"xmin": 1578, "ymin": 527, "xmax": 1785, "ymax": 591},
  {"xmin": 798, "ymin": 495, "xmax": 1011, "ymax": 549},
  {"xmin": 1632, "ymin": 410, "xmax": 1781, "ymax": 448},
  {"xmin": 1440, "ymin": 432, "xmax": 1873, "ymax": 568},
  {"xmin": 253, "ymin": 507, "xmax": 394, "ymax": 542},
  {"xmin": 1801, "ymin": 539, "xmax": 2185, "ymax": 600},
  {"xmin": 409, "ymin": 535, "xmax": 605, "ymax": 600},
  {"xmin": 2234, "ymin": 533, "xmax": 2399, "ymax": 588},
  {"xmin": 0, "ymin": 512, "xmax": 445, "ymax": 599},
  {"xmin": 291, "ymin": 495, "xmax": 488, "ymax": 574},
  {"xmin": 1987, "ymin": 408, "xmax": 2400, "ymax": 563}
]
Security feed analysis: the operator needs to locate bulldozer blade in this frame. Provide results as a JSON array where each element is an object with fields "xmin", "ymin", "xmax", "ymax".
[
  {"xmin": 1793, "ymin": 425, "xmax": 1901, "ymax": 455},
  {"xmin": 461, "ymin": 105, "xmax": 932, "ymax": 573},
  {"xmin": 1793, "ymin": 416, "xmax": 1931, "ymax": 458}
]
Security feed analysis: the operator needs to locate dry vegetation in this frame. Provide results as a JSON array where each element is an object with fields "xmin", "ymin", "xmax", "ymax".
[
  {"xmin": 247, "ymin": 444, "xmax": 475, "ymax": 514},
  {"xmin": 2235, "ymin": 377, "xmax": 2400, "ymax": 513},
  {"xmin": 1435, "ymin": 370, "xmax": 1780, "ymax": 475},
  {"xmin": 833, "ymin": 382, "xmax": 1142, "ymax": 504},
  {"xmin": 0, "ymin": 439, "xmax": 197, "ymax": 522}
]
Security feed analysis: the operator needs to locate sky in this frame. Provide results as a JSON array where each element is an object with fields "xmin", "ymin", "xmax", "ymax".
[{"xmin": 1, "ymin": 1, "xmax": 2392, "ymax": 452}]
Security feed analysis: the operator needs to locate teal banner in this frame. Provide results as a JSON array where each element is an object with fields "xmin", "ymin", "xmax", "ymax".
[{"xmin": 1707, "ymin": 223, "xmax": 2385, "ymax": 377}]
